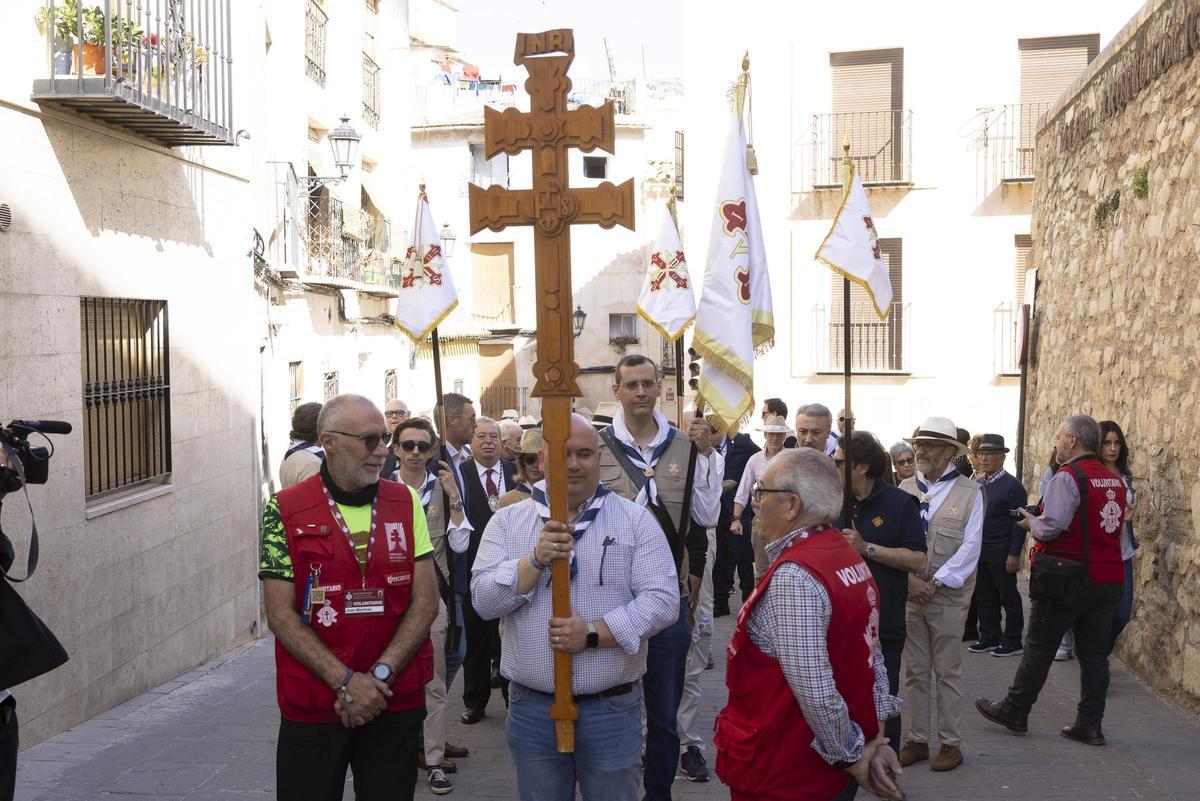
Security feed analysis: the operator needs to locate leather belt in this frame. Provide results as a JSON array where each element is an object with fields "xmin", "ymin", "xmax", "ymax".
[{"xmin": 516, "ymin": 681, "xmax": 635, "ymax": 703}]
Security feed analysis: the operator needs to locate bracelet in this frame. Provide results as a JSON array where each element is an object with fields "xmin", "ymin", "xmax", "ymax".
[
  {"xmin": 529, "ymin": 552, "xmax": 547, "ymax": 571},
  {"xmin": 337, "ymin": 667, "xmax": 353, "ymax": 691}
]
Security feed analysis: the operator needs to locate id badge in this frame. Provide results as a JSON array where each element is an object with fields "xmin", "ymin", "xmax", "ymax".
[{"xmin": 344, "ymin": 588, "xmax": 385, "ymax": 616}]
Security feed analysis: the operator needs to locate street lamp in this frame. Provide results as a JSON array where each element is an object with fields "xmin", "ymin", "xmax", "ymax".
[
  {"xmin": 299, "ymin": 115, "xmax": 362, "ymax": 188},
  {"xmin": 572, "ymin": 305, "xmax": 587, "ymax": 338},
  {"xmin": 439, "ymin": 223, "xmax": 457, "ymax": 258}
]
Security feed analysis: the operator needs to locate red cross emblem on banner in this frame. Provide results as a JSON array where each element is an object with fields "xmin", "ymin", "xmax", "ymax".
[
  {"xmin": 862, "ymin": 216, "xmax": 882, "ymax": 261},
  {"xmin": 648, "ymin": 250, "xmax": 688, "ymax": 292},
  {"xmin": 735, "ymin": 266, "xmax": 751, "ymax": 304},
  {"xmin": 401, "ymin": 244, "xmax": 444, "ymax": 288}
]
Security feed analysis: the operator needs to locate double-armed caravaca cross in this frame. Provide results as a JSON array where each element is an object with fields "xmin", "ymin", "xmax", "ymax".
[{"xmin": 468, "ymin": 29, "xmax": 634, "ymax": 752}]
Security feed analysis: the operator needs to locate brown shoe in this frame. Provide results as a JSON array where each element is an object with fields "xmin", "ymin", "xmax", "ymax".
[
  {"xmin": 898, "ymin": 741, "xmax": 929, "ymax": 767},
  {"xmin": 931, "ymin": 744, "xmax": 963, "ymax": 772},
  {"xmin": 444, "ymin": 742, "xmax": 470, "ymax": 758},
  {"xmin": 416, "ymin": 754, "xmax": 457, "ymax": 774}
]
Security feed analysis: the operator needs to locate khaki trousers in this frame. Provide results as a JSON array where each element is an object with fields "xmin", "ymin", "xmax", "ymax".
[
  {"xmin": 423, "ymin": 598, "xmax": 448, "ymax": 766},
  {"xmin": 903, "ymin": 597, "xmax": 969, "ymax": 746},
  {"xmin": 751, "ymin": 518, "xmax": 770, "ymax": 580}
]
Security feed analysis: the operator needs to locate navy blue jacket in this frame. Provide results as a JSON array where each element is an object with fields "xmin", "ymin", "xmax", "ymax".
[
  {"xmin": 717, "ymin": 434, "xmax": 760, "ymax": 527},
  {"xmin": 980, "ymin": 470, "xmax": 1029, "ymax": 556}
]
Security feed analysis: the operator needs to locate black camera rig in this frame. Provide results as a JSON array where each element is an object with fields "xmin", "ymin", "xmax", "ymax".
[{"xmin": 0, "ymin": 419, "xmax": 72, "ymax": 491}]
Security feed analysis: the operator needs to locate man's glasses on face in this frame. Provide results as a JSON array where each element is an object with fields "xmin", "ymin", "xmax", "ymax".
[
  {"xmin": 328, "ymin": 430, "xmax": 391, "ymax": 451},
  {"xmin": 751, "ymin": 481, "xmax": 795, "ymax": 503},
  {"xmin": 397, "ymin": 440, "xmax": 433, "ymax": 455},
  {"xmin": 384, "ymin": 410, "xmax": 409, "ymax": 419},
  {"xmin": 620, "ymin": 379, "xmax": 657, "ymax": 392}
]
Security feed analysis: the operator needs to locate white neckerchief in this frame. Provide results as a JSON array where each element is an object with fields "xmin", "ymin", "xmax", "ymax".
[{"xmin": 611, "ymin": 408, "xmax": 674, "ymax": 506}]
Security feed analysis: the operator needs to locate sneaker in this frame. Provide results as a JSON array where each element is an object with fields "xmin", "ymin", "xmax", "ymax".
[
  {"xmin": 428, "ymin": 767, "xmax": 453, "ymax": 795},
  {"xmin": 679, "ymin": 746, "xmax": 710, "ymax": 782},
  {"xmin": 1055, "ymin": 646, "xmax": 1073, "ymax": 661},
  {"xmin": 992, "ymin": 643, "xmax": 1023, "ymax": 657},
  {"xmin": 968, "ymin": 640, "xmax": 1000, "ymax": 654}
]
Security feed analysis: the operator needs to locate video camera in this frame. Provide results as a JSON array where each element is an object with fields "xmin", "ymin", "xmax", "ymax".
[{"xmin": 0, "ymin": 419, "xmax": 73, "ymax": 491}]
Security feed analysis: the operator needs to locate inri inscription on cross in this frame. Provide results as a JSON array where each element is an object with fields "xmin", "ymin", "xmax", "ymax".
[{"xmin": 468, "ymin": 28, "xmax": 634, "ymax": 753}]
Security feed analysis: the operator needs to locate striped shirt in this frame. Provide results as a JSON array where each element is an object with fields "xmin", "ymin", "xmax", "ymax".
[
  {"xmin": 470, "ymin": 492, "xmax": 680, "ymax": 695},
  {"xmin": 745, "ymin": 528, "xmax": 901, "ymax": 766}
]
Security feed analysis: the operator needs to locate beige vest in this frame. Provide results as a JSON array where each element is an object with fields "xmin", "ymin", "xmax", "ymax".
[
  {"xmin": 599, "ymin": 425, "xmax": 694, "ymax": 594},
  {"xmin": 900, "ymin": 473, "xmax": 980, "ymax": 605},
  {"xmin": 421, "ymin": 483, "xmax": 449, "ymax": 580}
]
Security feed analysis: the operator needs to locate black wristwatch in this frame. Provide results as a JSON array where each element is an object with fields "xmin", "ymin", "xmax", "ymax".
[
  {"xmin": 832, "ymin": 759, "xmax": 855, "ymax": 771},
  {"xmin": 585, "ymin": 621, "xmax": 599, "ymax": 649},
  {"xmin": 371, "ymin": 662, "xmax": 395, "ymax": 684}
]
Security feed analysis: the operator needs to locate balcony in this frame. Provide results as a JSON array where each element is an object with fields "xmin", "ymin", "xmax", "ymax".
[
  {"xmin": 31, "ymin": 0, "xmax": 234, "ymax": 147},
  {"xmin": 812, "ymin": 302, "xmax": 910, "ymax": 374},
  {"xmin": 567, "ymin": 78, "xmax": 636, "ymax": 116},
  {"xmin": 412, "ymin": 77, "xmax": 518, "ymax": 126},
  {"xmin": 973, "ymin": 103, "xmax": 1050, "ymax": 195},
  {"xmin": 993, "ymin": 302, "xmax": 1023, "ymax": 376},
  {"xmin": 796, "ymin": 110, "xmax": 912, "ymax": 191},
  {"xmin": 305, "ymin": 0, "xmax": 326, "ymax": 87},
  {"xmin": 362, "ymin": 53, "xmax": 380, "ymax": 130}
]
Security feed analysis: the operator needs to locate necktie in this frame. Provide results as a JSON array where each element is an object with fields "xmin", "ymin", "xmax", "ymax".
[
  {"xmin": 486, "ymin": 468, "xmax": 498, "ymax": 497},
  {"xmin": 916, "ymin": 470, "xmax": 960, "ymax": 533}
]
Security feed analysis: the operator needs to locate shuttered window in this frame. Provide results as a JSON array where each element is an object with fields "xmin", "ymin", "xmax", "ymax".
[
  {"xmin": 830, "ymin": 49, "xmax": 904, "ymax": 185},
  {"xmin": 470, "ymin": 143, "xmax": 509, "ymax": 189},
  {"xmin": 829, "ymin": 238, "xmax": 904, "ymax": 371},
  {"xmin": 1018, "ymin": 35, "xmax": 1100, "ymax": 107},
  {"xmin": 1015, "ymin": 234, "xmax": 1032, "ymax": 304},
  {"xmin": 289, "ymin": 361, "xmax": 304, "ymax": 412},
  {"xmin": 478, "ymin": 343, "xmax": 518, "ymax": 420},
  {"xmin": 470, "ymin": 242, "xmax": 515, "ymax": 323}
]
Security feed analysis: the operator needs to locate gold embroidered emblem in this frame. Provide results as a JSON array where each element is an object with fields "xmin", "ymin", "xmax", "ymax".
[
  {"xmin": 872, "ymin": 516, "xmax": 884, "ymax": 528},
  {"xmin": 667, "ymin": 462, "xmax": 681, "ymax": 475}
]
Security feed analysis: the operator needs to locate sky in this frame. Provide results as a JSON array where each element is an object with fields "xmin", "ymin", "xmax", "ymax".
[{"xmin": 452, "ymin": 0, "xmax": 683, "ymax": 81}]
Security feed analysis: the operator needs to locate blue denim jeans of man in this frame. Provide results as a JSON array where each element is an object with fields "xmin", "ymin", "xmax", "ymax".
[
  {"xmin": 506, "ymin": 682, "xmax": 642, "ymax": 801},
  {"xmin": 642, "ymin": 598, "xmax": 690, "ymax": 801},
  {"xmin": 444, "ymin": 592, "xmax": 467, "ymax": 692}
]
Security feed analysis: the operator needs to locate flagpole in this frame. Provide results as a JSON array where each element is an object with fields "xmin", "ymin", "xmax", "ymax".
[
  {"xmin": 666, "ymin": 190, "xmax": 686, "ymax": 426},
  {"xmin": 840, "ymin": 138, "xmax": 855, "ymax": 523}
]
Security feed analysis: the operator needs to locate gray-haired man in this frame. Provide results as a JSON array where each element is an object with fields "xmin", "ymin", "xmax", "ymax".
[{"xmin": 795, "ymin": 403, "xmax": 838, "ymax": 456}]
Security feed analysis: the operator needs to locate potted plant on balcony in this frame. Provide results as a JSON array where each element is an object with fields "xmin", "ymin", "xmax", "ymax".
[
  {"xmin": 107, "ymin": 16, "xmax": 143, "ymax": 81},
  {"xmin": 77, "ymin": 5, "xmax": 106, "ymax": 76},
  {"xmin": 35, "ymin": 0, "xmax": 81, "ymax": 75},
  {"xmin": 609, "ymin": 335, "xmax": 639, "ymax": 354}
]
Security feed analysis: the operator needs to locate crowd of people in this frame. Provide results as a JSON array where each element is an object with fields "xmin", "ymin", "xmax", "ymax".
[{"xmin": 259, "ymin": 355, "xmax": 1138, "ymax": 801}]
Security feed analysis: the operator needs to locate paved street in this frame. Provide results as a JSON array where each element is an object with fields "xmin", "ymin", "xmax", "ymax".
[{"xmin": 15, "ymin": 598, "xmax": 1200, "ymax": 801}]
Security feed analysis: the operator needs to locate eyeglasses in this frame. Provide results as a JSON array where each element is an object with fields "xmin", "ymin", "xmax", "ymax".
[
  {"xmin": 518, "ymin": 454, "xmax": 539, "ymax": 465},
  {"xmin": 834, "ymin": 458, "xmax": 845, "ymax": 468},
  {"xmin": 619, "ymin": 379, "xmax": 658, "ymax": 392},
  {"xmin": 752, "ymin": 482, "xmax": 796, "ymax": 503},
  {"xmin": 328, "ymin": 430, "xmax": 391, "ymax": 450},
  {"xmin": 384, "ymin": 410, "xmax": 409, "ymax": 419},
  {"xmin": 397, "ymin": 440, "xmax": 433, "ymax": 455},
  {"xmin": 894, "ymin": 457, "xmax": 915, "ymax": 466},
  {"xmin": 447, "ymin": 413, "xmax": 476, "ymax": 424}
]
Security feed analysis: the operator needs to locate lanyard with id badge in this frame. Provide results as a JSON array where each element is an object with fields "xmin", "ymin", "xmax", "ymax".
[{"xmin": 302, "ymin": 485, "xmax": 389, "ymax": 626}]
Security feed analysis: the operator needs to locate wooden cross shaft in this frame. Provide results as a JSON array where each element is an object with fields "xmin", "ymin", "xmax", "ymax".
[{"xmin": 468, "ymin": 29, "xmax": 634, "ymax": 753}]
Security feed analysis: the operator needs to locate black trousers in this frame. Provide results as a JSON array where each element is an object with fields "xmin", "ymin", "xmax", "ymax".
[
  {"xmin": 1004, "ymin": 582, "xmax": 1123, "ymax": 727},
  {"xmin": 714, "ymin": 510, "xmax": 756, "ymax": 604},
  {"xmin": 880, "ymin": 637, "xmax": 904, "ymax": 754},
  {"xmin": 462, "ymin": 591, "xmax": 499, "ymax": 710},
  {"xmin": 276, "ymin": 706, "xmax": 424, "ymax": 801},
  {"xmin": 1, "ymin": 696, "xmax": 16, "ymax": 801},
  {"xmin": 974, "ymin": 542, "xmax": 1024, "ymax": 647}
]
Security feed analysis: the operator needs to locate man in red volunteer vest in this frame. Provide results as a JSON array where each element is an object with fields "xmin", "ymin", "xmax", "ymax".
[
  {"xmin": 714, "ymin": 448, "xmax": 903, "ymax": 801},
  {"xmin": 259, "ymin": 394, "xmax": 437, "ymax": 801},
  {"xmin": 976, "ymin": 414, "xmax": 1126, "ymax": 746}
]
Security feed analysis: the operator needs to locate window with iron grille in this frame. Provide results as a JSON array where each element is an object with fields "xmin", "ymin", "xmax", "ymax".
[
  {"xmin": 826, "ymin": 238, "xmax": 904, "ymax": 372},
  {"xmin": 324, "ymin": 371, "xmax": 339, "ymax": 401},
  {"xmin": 289, "ymin": 362, "xmax": 304, "ymax": 412},
  {"xmin": 81, "ymin": 298, "xmax": 171, "ymax": 499},
  {"xmin": 674, "ymin": 131, "xmax": 685, "ymax": 200},
  {"xmin": 305, "ymin": 0, "xmax": 328, "ymax": 87},
  {"xmin": 384, "ymin": 369, "xmax": 397, "ymax": 403},
  {"xmin": 362, "ymin": 53, "xmax": 381, "ymax": 130}
]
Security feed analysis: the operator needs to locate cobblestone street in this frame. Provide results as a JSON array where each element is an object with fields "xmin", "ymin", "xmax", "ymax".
[{"xmin": 15, "ymin": 596, "xmax": 1200, "ymax": 801}]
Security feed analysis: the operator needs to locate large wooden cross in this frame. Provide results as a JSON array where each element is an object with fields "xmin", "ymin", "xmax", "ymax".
[{"xmin": 468, "ymin": 29, "xmax": 634, "ymax": 752}]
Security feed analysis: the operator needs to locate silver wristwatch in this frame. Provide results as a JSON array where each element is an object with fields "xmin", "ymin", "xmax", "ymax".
[
  {"xmin": 449, "ymin": 499, "xmax": 464, "ymax": 512},
  {"xmin": 865, "ymin": 544, "xmax": 877, "ymax": 560}
]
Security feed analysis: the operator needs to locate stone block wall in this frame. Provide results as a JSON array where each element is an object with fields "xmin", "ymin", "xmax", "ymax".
[{"xmin": 1027, "ymin": 0, "xmax": 1200, "ymax": 706}]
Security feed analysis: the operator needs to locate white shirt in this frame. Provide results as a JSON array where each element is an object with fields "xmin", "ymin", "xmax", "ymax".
[
  {"xmin": 0, "ymin": 690, "xmax": 9, "ymax": 704},
  {"xmin": 921, "ymin": 465, "xmax": 984, "ymax": 589},
  {"xmin": 447, "ymin": 460, "xmax": 509, "ymax": 554},
  {"xmin": 611, "ymin": 409, "xmax": 724, "ymax": 527},
  {"xmin": 474, "ymin": 460, "xmax": 510, "ymax": 495},
  {"xmin": 733, "ymin": 449, "xmax": 779, "ymax": 509},
  {"xmin": 446, "ymin": 442, "xmax": 470, "ymax": 491}
]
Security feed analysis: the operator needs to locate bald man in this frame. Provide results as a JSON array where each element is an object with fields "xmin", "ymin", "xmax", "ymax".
[
  {"xmin": 471, "ymin": 415, "xmax": 680, "ymax": 801},
  {"xmin": 379, "ymin": 399, "xmax": 411, "ymax": 478}
]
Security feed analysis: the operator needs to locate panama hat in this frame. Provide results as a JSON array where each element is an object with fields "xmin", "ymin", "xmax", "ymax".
[
  {"xmin": 591, "ymin": 401, "xmax": 620, "ymax": 429},
  {"xmin": 517, "ymin": 415, "xmax": 540, "ymax": 430},
  {"xmin": 905, "ymin": 416, "xmax": 970, "ymax": 456},
  {"xmin": 758, "ymin": 414, "xmax": 791, "ymax": 434}
]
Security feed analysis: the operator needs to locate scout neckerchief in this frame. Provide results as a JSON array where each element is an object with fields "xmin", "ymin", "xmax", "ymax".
[
  {"xmin": 916, "ymin": 464, "xmax": 961, "ymax": 534},
  {"xmin": 415, "ymin": 472, "xmax": 438, "ymax": 509},
  {"xmin": 611, "ymin": 409, "xmax": 676, "ymax": 507},
  {"xmin": 530, "ymin": 480, "xmax": 610, "ymax": 584},
  {"xmin": 285, "ymin": 440, "xmax": 325, "ymax": 461},
  {"xmin": 975, "ymin": 467, "xmax": 1007, "ymax": 487}
]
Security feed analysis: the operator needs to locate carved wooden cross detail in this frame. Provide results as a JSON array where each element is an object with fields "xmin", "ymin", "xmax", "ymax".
[{"xmin": 468, "ymin": 29, "xmax": 635, "ymax": 753}]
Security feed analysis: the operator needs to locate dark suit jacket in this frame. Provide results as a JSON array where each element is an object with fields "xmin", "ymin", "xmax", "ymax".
[
  {"xmin": 461, "ymin": 457, "xmax": 518, "ymax": 573},
  {"xmin": 718, "ymin": 434, "xmax": 761, "ymax": 526}
]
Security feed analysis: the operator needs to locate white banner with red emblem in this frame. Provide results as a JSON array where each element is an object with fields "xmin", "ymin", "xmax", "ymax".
[
  {"xmin": 814, "ymin": 164, "xmax": 893, "ymax": 320},
  {"xmin": 392, "ymin": 191, "xmax": 459, "ymax": 342},
  {"xmin": 692, "ymin": 110, "xmax": 774, "ymax": 433},
  {"xmin": 636, "ymin": 206, "xmax": 696, "ymax": 341}
]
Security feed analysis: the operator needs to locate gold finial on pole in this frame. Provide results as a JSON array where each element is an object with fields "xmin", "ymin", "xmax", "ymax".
[
  {"xmin": 734, "ymin": 52, "xmax": 750, "ymax": 121},
  {"xmin": 666, "ymin": 184, "xmax": 679, "ymax": 227},
  {"xmin": 841, "ymin": 135, "xmax": 852, "ymax": 195},
  {"xmin": 419, "ymin": 178, "xmax": 427, "ymax": 198}
]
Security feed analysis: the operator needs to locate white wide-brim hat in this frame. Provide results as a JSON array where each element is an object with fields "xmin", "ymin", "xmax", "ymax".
[
  {"xmin": 758, "ymin": 414, "xmax": 791, "ymax": 434},
  {"xmin": 904, "ymin": 416, "xmax": 970, "ymax": 456}
]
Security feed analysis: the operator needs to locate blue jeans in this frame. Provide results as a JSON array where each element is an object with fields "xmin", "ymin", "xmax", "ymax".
[
  {"xmin": 445, "ymin": 592, "xmax": 467, "ymax": 692},
  {"xmin": 1107, "ymin": 558, "xmax": 1135, "ymax": 654},
  {"xmin": 506, "ymin": 682, "xmax": 642, "ymax": 801},
  {"xmin": 642, "ymin": 599, "xmax": 690, "ymax": 801}
]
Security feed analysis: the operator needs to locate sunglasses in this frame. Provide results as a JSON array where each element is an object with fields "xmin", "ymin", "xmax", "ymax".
[
  {"xmin": 518, "ymin": 454, "xmax": 539, "ymax": 465},
  {"xmin": 329, "ymin": 430, "xmax": 391, "ymax": 451},
  {"xmin": 397, "ymin": 440, "xmax": 434, "ymax": 454},
  {"xmin": 894, "ymin": 457, "xmax": 915, "ymax": 466}
]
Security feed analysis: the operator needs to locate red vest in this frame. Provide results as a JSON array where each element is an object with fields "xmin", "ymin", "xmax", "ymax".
[
  {"xmin": 1031, "ymin": 458, "xmax": 1125, "ymax": 584},
  {"xmin": 274, "ymin": 474, "xmax": 433, "ymax": 723},
  {"xmin": 714, "ymin": 527, "xmax": 881, "ymax": 799}
]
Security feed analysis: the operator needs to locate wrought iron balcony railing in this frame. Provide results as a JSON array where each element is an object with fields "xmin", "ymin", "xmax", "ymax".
[
  {"xmin": 971, "ymin": 103, "xmax": 1051, "ymax": 195},
  {"xmin": 812, "ymin": 302, "xmax": 911, "ymax": 373},
  {"xmin": 993, "ymin": 302, "xmax": 1022, "ymax": 376},
  {"xmin": 305, "ymin": 0, "xmax": 326, "ymax": 87},
  {"xmin": 362, "ymin": 53, "xmax": 381, "ymax": 130},
  {"xmin": 32, "ymin": 0, "xmax": 234, "ymax": 146},
  {"xmin": 796, "ymin": 110, "xmax": 912, "ymax": 191},
  {"xmin": 567, "ymin": 78, "xmax": 636, "ymax": 116}
]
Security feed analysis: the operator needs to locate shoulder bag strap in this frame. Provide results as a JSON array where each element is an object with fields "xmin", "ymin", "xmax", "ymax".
[
  {"xmin": 599, "ymin": 426, "xmax": 649, "ymax": 493},
  {"xmin": 599, "ymin": 427, "xmax": 684, "ymax": 561},
  {"xmin": 0, "ymin": 484, "xmax": 39, "ymax": 582}
]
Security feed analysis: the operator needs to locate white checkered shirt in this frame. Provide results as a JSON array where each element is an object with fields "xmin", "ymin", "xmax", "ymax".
[
  {"xmin": 745, "ymin": 528, "xmax": 902, "ymax": 766},
  {"xmin": 470, "ymin": 492, "xmax": 680, "ymax": 694}
]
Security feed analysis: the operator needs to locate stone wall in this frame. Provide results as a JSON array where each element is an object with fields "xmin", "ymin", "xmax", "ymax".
[{"xmin": 1028, "ymin": 0, "xmax": 1200, "ymax": 706}]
